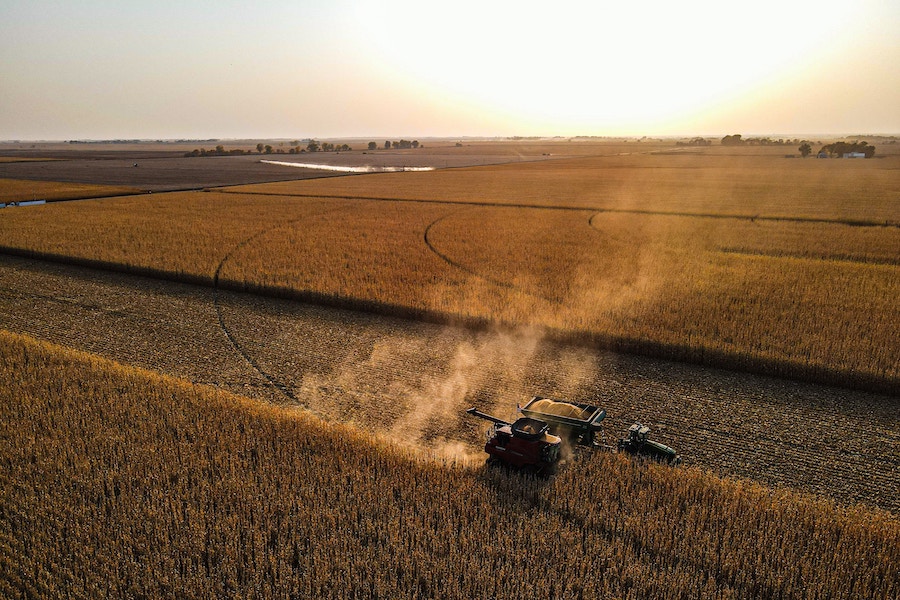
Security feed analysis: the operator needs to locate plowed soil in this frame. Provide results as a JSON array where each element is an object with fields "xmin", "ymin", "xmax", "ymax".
[
  {"xmin": 1, "ymin": 254, "xmax": 896, "ymax": 514},
  {"xmin": 0, "ymin": 144, "xmax": 565, "ymax": 193}
]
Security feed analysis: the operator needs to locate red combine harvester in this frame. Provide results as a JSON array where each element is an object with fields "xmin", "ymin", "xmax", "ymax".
[
  {"xmin": 467, "ymin": 396, "xmax": 681, "ymax": 470},
  {"xmin": 465, "ymin": 407, "xmax": 562, "ymax": 473}
]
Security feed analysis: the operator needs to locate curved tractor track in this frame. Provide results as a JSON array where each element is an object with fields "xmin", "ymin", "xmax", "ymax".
[
  {"xmin": 0, "ymin": 254, "xmax": 897, "ymax": 514},
  {"xmin": 210, "ymin": 205, "xmax": 350, "ymax": 409},
  {"xmin": 423, "ymin": 210, "xmax": 561, "ymax": 306}
]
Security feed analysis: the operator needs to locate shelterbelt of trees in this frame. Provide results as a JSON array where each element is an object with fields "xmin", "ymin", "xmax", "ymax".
[{"xmin": 720, "ymin": 134, "xmax": 876, "ymax": 158}]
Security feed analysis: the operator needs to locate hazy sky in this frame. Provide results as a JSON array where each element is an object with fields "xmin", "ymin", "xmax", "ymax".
[{"xmin": 1, "ymin": 1, "xmax": 898, "ymax": 140}]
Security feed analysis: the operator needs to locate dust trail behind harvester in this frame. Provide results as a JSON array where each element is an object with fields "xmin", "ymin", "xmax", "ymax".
[
  {"xmin": 384, "ymin": 328, "xmax": 542, "ymax": 463},
  {"xmin": 296, "ymin": 324, "xmax": 601, "ymax": 465}
]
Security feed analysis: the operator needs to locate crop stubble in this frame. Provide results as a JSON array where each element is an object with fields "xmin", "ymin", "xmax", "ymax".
[
  {"xmin": 1, "ymin": 168, "xmax": 894, "ymax": 390},
  {"xmin": 0, "ymin": 255, "xmax": 897, "ymax": 513}
]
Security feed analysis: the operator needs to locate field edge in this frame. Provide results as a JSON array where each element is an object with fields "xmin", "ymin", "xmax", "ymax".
[{"xmin": 1, "ymin": 246, "xmax": 895, "ymax": 396}]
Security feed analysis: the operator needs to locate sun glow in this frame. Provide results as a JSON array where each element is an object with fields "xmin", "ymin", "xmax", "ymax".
[
  {"xmin": 355, "ymin": 1, "xmax": 866, "ymax": 134},
  {"xmin": 0, "ymin": 1, "xmax": 895, "ymax": 138}
]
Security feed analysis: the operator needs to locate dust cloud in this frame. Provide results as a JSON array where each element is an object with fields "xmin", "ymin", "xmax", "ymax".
[
  {"xmin": 384, "ymin": 328, "xmax": 542, "ymax": 463},
  {"xmin": 298, "ymin": 325, "xmax": 600, "ymax": 465}
]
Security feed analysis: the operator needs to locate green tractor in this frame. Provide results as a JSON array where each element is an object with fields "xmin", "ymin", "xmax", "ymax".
[{"xmin": 617, "ymin": 423, "xmax": 681, "ymax": 465}]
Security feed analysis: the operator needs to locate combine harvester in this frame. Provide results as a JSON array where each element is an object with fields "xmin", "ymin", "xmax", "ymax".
[
  {"xmin": 464, "ymin": 407, "xmax": 562, "ymax": 474},
  {"xmin": 466, "ymin": 395, "xmax": 680, "ymax": 473}
]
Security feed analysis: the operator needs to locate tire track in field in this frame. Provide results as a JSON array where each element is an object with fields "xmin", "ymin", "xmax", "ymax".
[
  {"xmin": 212, "ymin": 205, "xmax": 350, "ymax": 406},
  {"xmin": 586, "ymin": 210, "xmax": 898, "ymax": 230},
  {"xmin": 718, "ymin": 248, "xmax": 900, "ymax": 267},
  {"xmin": 225, "ymin": 189, "xmax": 899, "ymax": 230},
  {"xmin": 423, "ymin": 209, "xmax": 561, "ymax": 305},
  {"xmin": 588, "ymin": 211, "xmax": 900, "ymax": 267},
  {"xmin": 1, "ymin": 254, "xmax": 897, "ymax": 513},
  {"xmin": 633, "ymin": 398, "xmax": 900, "ymax": 509}
]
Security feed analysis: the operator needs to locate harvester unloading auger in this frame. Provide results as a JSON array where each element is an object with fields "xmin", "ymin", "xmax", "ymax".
[{"xmin": 466, "ymin": 395, "xmax": 680, "ymax": 472}]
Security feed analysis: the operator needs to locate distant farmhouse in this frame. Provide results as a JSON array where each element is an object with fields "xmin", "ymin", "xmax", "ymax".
[{"xmin": 819, "ymin": 141, "xmax": 876, "ymax": 158}]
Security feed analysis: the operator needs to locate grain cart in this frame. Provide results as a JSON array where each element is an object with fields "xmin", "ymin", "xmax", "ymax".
[
  {"xmin": 465, "ymin": 408, "xmax": 562, "ymax": 473},
  {"xmin": 617, "ymin": 423, "xmax": 681, "ymax": 465},
  {"xmin": 519, "ymin": 396, "xmax": 607, "ymax": 447}
]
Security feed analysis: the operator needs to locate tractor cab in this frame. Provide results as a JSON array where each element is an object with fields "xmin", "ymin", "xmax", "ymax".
[
  {"xmin": 626, "ymin": 423, "xmax": 650, "ymax": 444},
  {"xmin": 618, "ymin": 422, "xmax": 681, "ymax": 465}
]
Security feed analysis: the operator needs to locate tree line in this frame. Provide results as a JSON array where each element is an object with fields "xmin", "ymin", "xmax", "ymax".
[
  {"xmin": 721, "ymin": 134, "xmax": 812, "ymax": 147},
  {"xmin": 368, "ymin": 140, "xmax": 421, "ymax": 150},
  {"xmin": 721, "ymin": 134, "xmax": 875, "ymax": 158},
  {"xmin": 675, "ymin": 137, "xmax": 712, "ymax": 146},
  {"xmin": 818, "ymin": 140, "xmax": 875, "ymax": 158},
  {"xmin": 184, "ymin": 141, "xmax": 353, "ymax": 157},
  {"xmin": 183, "ymin": 145, "xmax": 252, "ymax": 157}
]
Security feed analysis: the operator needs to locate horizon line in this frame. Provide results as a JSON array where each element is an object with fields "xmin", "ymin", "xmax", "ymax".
[{"xmin": 3, "ymin": 132, "xmax": 899, "ymax": 144}]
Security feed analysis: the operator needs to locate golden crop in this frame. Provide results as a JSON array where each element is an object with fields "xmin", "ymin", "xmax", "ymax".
[
  {"xmin": 0, "ymin": 151, "xmax": 896, "ymax": 391},
  {"xmin": 1, "ymin": 331, "xmax": 897, "ymax": 599},
  {"xmin": 0, "ymin": 157, "xmax": 60, "ymax": 163},
  {"xmin": 0, "ymin": 178, "xmax": 138, "ymax": 204},
  {"xmin": 227, "ymin": 151, "xmax": 900, "ymax": 224}
]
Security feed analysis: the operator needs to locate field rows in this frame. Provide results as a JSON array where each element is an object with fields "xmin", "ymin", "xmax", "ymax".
[
  {"xmin": 1, "ymin": 329, "xmax": 897, "ymax": 599},
  {"xmin": 225, "ymin": 152, "xmax": 900, "ymax": 223},
  {"xmin": 0, "ymin": 255, "xmax": 896, "ymax": 514},
  {"xmin": 0, "ymin": 180, "xmax": 895, "ymax": 390}
]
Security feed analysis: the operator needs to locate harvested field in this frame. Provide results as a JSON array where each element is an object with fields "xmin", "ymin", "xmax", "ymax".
[
  {"xmin": 2, "ymin": 330, "xmax": 896, "ymax": 599},
  {"xmin": 0, "ymin": 254, "xmax": 897, "ymax": 514},
  {"xmin": 0, "ymin": 165, "xmax": 896, "ymax": 391},
  {"xmin": 0, "ymin": 141, "xmax": 574, "ymax": 192},
  {"xmin": 0, "ymin": 156, "xmax": 353, "ymax": 192}
]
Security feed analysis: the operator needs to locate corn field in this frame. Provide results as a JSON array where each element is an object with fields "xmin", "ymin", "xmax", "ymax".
[
  {"xmin": 0, "ymin": 152, "xmax": 896, "ymax": 391},
  {"xmin": 1, "ymin": 330, "xmax": 897, "ymax": 599},
  {"xmin": 1, "ymin": 252, "xmax": 896, "ymax": 513},
  {"xmin": 226, "ymin": 151, "xmax": 900, "ymax": 223}
]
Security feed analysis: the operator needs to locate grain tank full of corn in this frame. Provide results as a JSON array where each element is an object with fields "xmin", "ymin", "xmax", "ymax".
[
  {"xmin": 519, "ymin": 396, "xmax": 607, "ymax": 447},
  {"xmin": 468, "ymin": 396, "xmax": 682, "ymax": 469}
]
